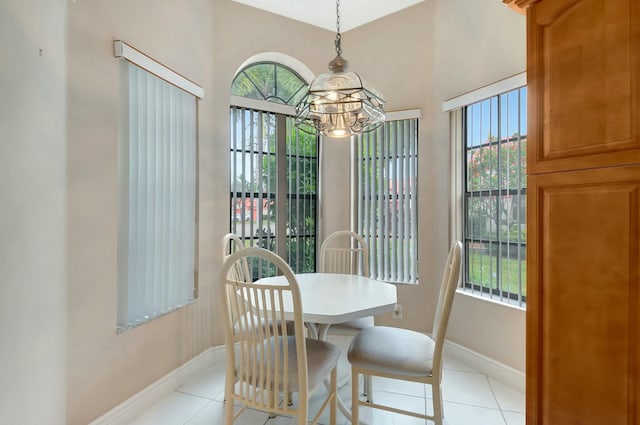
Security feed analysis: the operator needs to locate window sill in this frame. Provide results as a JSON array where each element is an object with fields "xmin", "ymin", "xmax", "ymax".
[
  {"xmin": 116, "ymin": 298, "xmax": 197, "ymax": 334},
  {"xmin": 455, "ymin": 289, "xmax": 526, "ymax": 312}
]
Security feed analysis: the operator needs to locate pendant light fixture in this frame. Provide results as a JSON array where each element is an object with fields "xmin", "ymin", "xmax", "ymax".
[{"xmin": 295, "ymin": 0, "xmax": 385, "ymax": 138}]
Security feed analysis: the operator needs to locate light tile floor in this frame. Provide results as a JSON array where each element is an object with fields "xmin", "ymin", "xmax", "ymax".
[{"xmin": 128, "ymin": 338, "xmax": 525, "ymax": 425}]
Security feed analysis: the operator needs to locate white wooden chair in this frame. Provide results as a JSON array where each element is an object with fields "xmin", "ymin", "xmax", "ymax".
[
  {"xmin": 319, "ymin": 230, "xmax": 372, "ymax": 335},
  {"xmin": 220, "ymin": 246, "xmax": 340, "ymax": 425},
  {"xmin": 319, "ymin": 230, "xmax": 369, "ymax": 277},
  {"xmin": 222, "ymin": 233, "xmax": 296, "ymax": 363},
  {"xmin": 347, "ymin": 241, "xmax": 463, "ymax": 425},
  {"xmin": 222, "ymin": 232, "xmax": 251, "ymax": 282},
  {"xmin": 319, "ymin": 230, "xmax": 374, "ymax": 399}
]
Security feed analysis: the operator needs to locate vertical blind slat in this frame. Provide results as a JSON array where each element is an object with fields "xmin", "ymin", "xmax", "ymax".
[
  {"xmin": 390, "ymin": 121, "xmax": 397, "ymax": 283},
  {"xmin": 400, "ymin": 121, "xmax": 405, "ymax": 281},
  {"xmin": 409, "ymin": 119, "xmax": 417, "ymax": 282}
]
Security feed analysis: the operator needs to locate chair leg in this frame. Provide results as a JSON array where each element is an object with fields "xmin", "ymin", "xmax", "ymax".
[
  {"xmin": 330, "ymin": 367, "xmax": 337, "ymax": 425},
  {"xmin": 223, "ymin": 394, "xmax": 234, "ymax": 425},
  {"xmin": 223, "ymin": 373, "xmax": 234, "ymax": 425},
  {"xmin": 432, "ymin": 382, "xmax": 444, "ymax": 425},
  {"xmin": 297, "ymin": 399, "xmax": 308, "ymax": 425},
  {"xmin": 364, "ymin": 375, "xmax": 373, "ymax": 403},
  {"xmin": 351, "ymin": 369, "xmax": 360, "ymax": 425}
]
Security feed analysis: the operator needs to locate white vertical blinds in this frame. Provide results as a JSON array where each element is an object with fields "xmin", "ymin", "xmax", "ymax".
[
  {"xmin": 119, "ymin": 62, "xmax": 197, "ymax": 330},
  {"xmin": 356, "ymin": 118, "xmax": 418, "ymax": 284}
]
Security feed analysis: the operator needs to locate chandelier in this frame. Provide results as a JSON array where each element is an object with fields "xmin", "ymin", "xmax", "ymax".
[{"xmin": 295, "ymin": 0, "xmax": 385, "ymax": 138}]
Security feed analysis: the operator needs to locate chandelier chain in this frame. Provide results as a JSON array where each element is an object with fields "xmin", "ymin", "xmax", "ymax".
[
  {"xmin": 334, "ymin": 0, "xmax": 342, "ymax": 56},
  {"xmin": 294, "ymin": 0, "xmax": 385, "ymax": 138}
]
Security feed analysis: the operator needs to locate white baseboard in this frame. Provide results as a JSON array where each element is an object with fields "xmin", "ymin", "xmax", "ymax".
[
  {"xmin": 444, "ymin": 340, "xmax": 525, "ymax": 393},
  {"xmin": 89, "ymin": 346, "xmax": 226, "ymax": 425},
  {"xmin": 88, "ymin": 340, "xmax": 523, "ymax": 425}
]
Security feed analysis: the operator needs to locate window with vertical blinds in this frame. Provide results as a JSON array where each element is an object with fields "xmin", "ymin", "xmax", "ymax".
[
  {"xmin": 356, "ymin": 117, "xmax": 419, "ymax": 284},
  {"xmin": 117, "ymin": 58, "xmax": 199, "ymax": 331}
]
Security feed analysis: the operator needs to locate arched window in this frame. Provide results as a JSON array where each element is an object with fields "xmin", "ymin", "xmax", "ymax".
[
  {"xmin": 231, "ymin": 62, "xmax": 308, "ymax": 106},
  {"xmin": 229, "ymin": 56, "xmax": 318, "ymax": 277}
]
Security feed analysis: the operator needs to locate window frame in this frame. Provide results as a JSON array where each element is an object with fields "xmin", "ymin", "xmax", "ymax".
[
  {"xmin": 229, "ymin": 59, "xmax": 319, "ymax": 279},
  {"xmin": 446, "ymin": 73, "xmax": 527, "ymax": 308}
]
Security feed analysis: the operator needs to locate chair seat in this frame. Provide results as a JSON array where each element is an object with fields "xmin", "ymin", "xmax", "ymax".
[
  {"xmin": 239, "ymin": 336, "xmax": 340, "ymax": 392},
  {"xmin": 328, "ymin": 315, "xmax": 374, "ymax": 335},
  {"xmin": 348, "ymin": 326, "xmax": 435, "ymax": 378}
]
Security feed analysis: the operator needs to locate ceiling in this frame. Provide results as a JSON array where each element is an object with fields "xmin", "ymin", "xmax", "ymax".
[{"xmin": 232, "ymin": 0, "xmax": 427, "ymax": 32}]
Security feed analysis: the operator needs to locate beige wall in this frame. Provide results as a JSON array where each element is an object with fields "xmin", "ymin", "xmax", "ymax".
[
  {"xmin": 432, "ymin": 0, "xmax": 526, "ymax": 371},
  {"xmin": 0, "ymin": 1, "xmax": 67, "ymax": 424},
  {"xmin": 63, "ymin": 1, "xmax": 338, "ymax": 423},
  {"xmin": 65, "ymin": 1, "xmax": 217, "ymax": 424},
  {"xmin": 2, "ymin": 1, "xmax": 525, "ymax": 423}
]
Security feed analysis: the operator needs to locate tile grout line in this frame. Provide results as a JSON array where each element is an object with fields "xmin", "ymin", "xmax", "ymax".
[
  {"xmin": 175, "ymin": 389, "xmax": 220, "ymax": 401},
  {"xmin": 180, "ymin": 398, "xmax": 214, "ymax": 425},
  {"xmin": 485, "ymin": 374, "xmax": 509, "ymax": 425},
  {"xmin": 162, "ymin": 353, "xmax": 521, "ymax": 425},
  {"xmin": 443, "ymin": 365, "xmax": 485, "ymax": 375}
]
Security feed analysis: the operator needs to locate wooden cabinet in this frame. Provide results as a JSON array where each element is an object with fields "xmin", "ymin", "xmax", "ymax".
[
  {"xmin": 503, "ymin": 0, "xmax": 526, "ymax": 15},
  {"xmin": 527, "ymin": 0, "xmax": 640, "ymax": 174},
  {"xmin": 521, "ymin": 0, "xmax": 640, "ymax": 424},
  {"xmin": 527, "ymin": 167, "xmax": 640, "ymax": 424}
]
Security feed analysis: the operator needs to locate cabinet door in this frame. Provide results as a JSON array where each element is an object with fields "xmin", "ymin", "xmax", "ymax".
[
  {"xmin": 527, "ymin": 166, "xmax": 640, "ymax": 425},
  {"xmin": 527, "ymin": 0, "xmax": 640, "ymax": 174}
]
